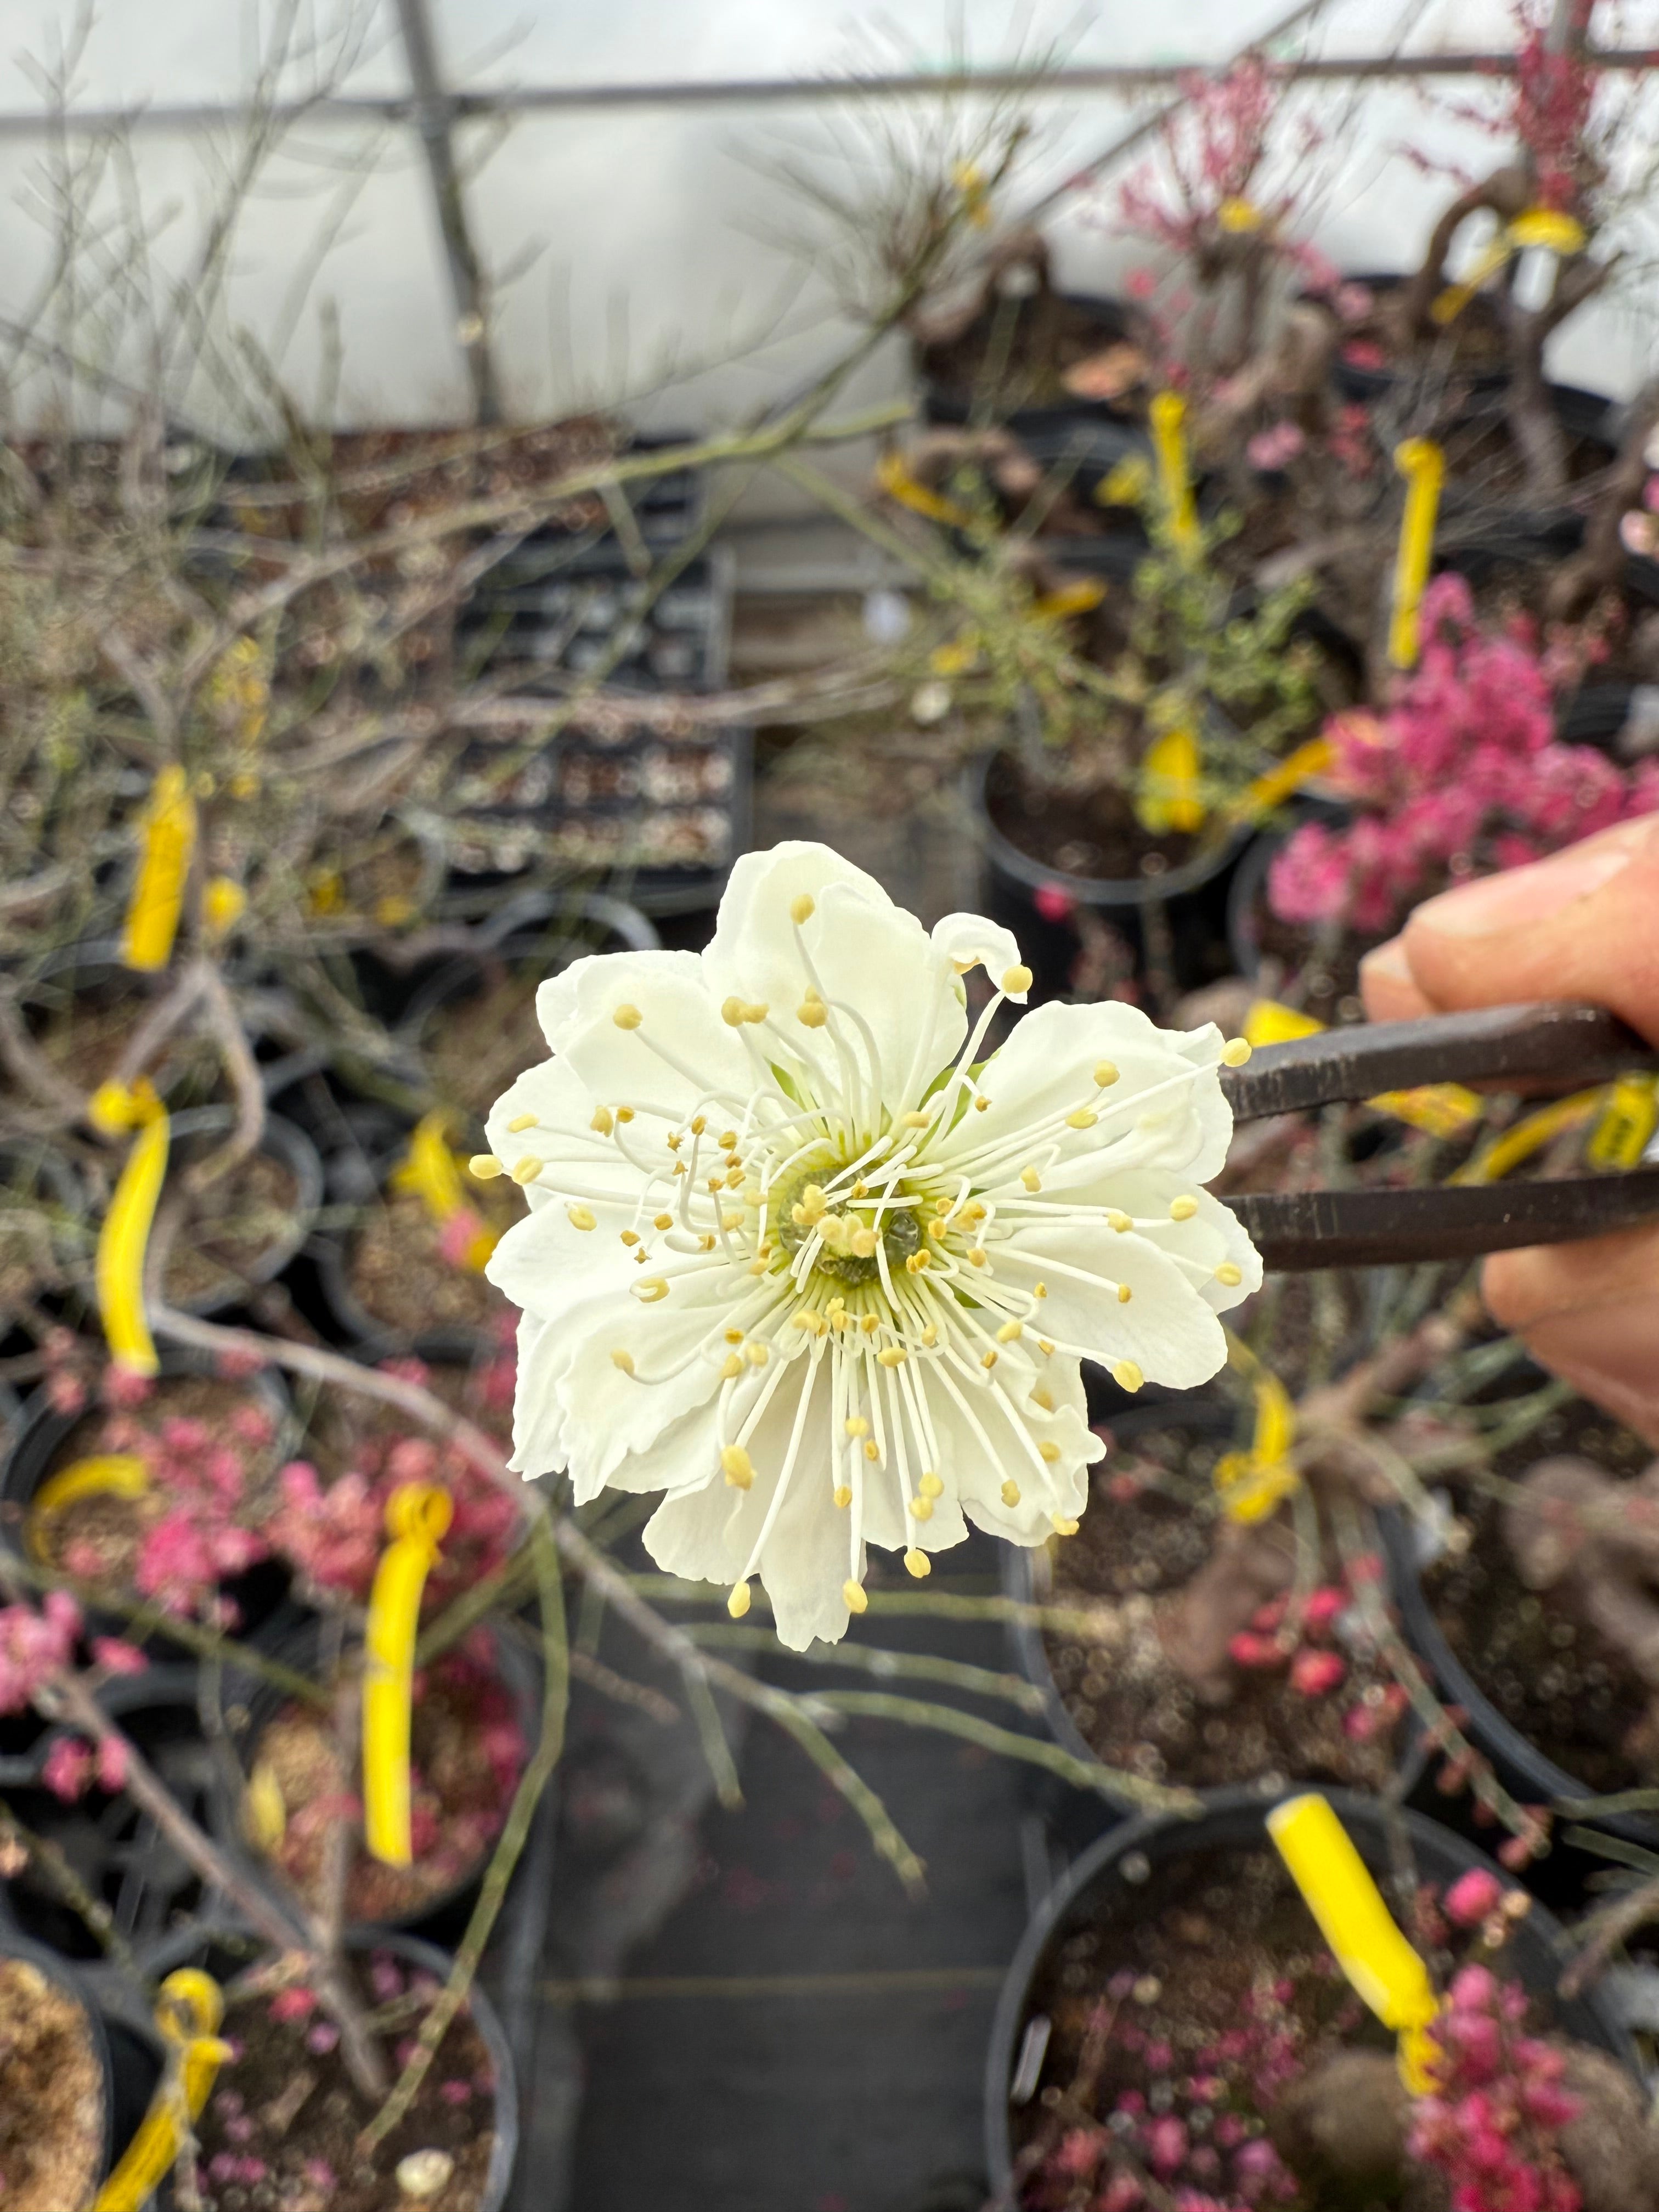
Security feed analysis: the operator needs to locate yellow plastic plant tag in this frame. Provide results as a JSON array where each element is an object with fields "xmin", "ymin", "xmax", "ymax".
[
  {"xmin": 1453, "ymin": 1088, "xmax": 1605, "ymax": 1185},
  {"xmin": 1266, "ymin": 1793, "xmax": 1441, "ymax": 2092},
  {"xmin": 1587, "ymin": 1073, "xmax": 1659, "ymax": 1171},
  {"xmin": 875, "ymin": 451, "xmax": 972, "ymax": 528},
  {"xmin": 363, "ymin": 1482, "xmax": 454, "ymax": 1867},
  {"xmin": 389, "ymin": 1111, "xmax": 496, "ymax": 1271},
  {"xmin": 1094, "ymin": 454, "xmax": 1152, "ymax": 508},
  {"xmin": 1508, "ymin": 206, "xmax": 1587, "ymax": 255},
  {"xmin": 1148, "ymin": 391, "xmax": 1199, "ymax": 552},
  {"xmin": 1430, "ymin": 234, "xmax": 1516, "ymax": 325},
  {"xmin": 88, "ymin": 1082, "xmax": 170, "ymax": 1379},
  {"xmin": 1241, "ymin": 1003, "xmax": 1479, "ymax": 1132},
  {"xmin": 120, "ymin": 765, "xmax": 198, "ymax": 973},
  {"xmin": 1389, "ymin": 439, "xmax": 1445, "ymax": 670},
  {"xmin": 1136, "ymin": 726, "xmax": 1206, "ymax": 835},
  {"xmin": 1233, "ymin": 737, "xmax": 1334, "ymax": 822},
  {"xmin": 94, "ymin": 1971, "xmax": 232, "ymax": 2212},
  {"xmin": 26, "ymin": 1454, "xmax": 150, "ymax": 1565},
  {"xmin": 1213, "ymin": 1368, "xmax": 1299, "ymax": 1523}
]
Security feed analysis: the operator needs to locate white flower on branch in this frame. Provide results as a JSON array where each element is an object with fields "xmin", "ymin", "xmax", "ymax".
[{"xmin": 481, "ymin": 842, "xmax": 1260, "ymax": 1648}]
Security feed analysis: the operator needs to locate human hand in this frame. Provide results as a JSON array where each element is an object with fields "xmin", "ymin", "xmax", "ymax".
[{"xmin": 1359, "ymin": 814, "xmax": 1659, "ymax": 1446}]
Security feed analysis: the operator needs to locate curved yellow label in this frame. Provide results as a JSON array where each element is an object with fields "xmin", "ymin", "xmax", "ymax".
[
  {"xmin": 1233, "ymin": 736, "xmax": 1334, "ymax": 821},
  {"xmin": 1148, "ymin": 391, "xmax": 1199, "ymax": 551},
  {"xmin": 1452, "ymin": 1088, "xmax": 1604, "ymax": 1185},
  {"xmin": 1389, "ymin": 439, "xmax": 1444, "ymax": 670},
  {"xmin": 26, "ymin": 1454, "xmax": 150, "ymax": 1565},
  {"xmin": 362, "ymin": 1482, "xmax": 453, "ymax": 1867},
  {"xmin": 1508, "ymin": 206, "xmax": 1587, "ymax": 255},
  {"xmin": 1267, "ymin": 1793, "xmax": 1441, "ymax": 2091},
  {"xmin": 93, "ymin": 1971, "xmax": 231, "ymax": 2212},
  {"xmin": 1587, "ymin": 1072, "xmax": 1658, "ymax": 1171},
  {"xmin": 91, "ymin": 1084, "xmax": 170, "ymax": 1379},
  {"xmin": 388, "ymin": 1111, "xmax": 496, "ymax": 1271},
  {"xmin": 120, "ymin": 766, "xmax": 198, "ymax": 974},
  {"xmin": 1137, "ymin": 726, "xmax": 1205, "ymax": 836},
  {"xmin": 1214, "ymin": 1367, "xmax": 1299, "ymax": 1523}
]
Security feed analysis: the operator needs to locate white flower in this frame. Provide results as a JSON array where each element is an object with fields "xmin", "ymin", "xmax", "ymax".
[{"xmin": 481, "ymin": 842, "xmax": 1260, "ymax": 1649}]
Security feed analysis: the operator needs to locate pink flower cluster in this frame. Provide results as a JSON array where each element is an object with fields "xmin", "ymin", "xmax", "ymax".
[
  {"xmin": 1268, "ymin": 574, "xmax": 1659, "ymax": 935},
  {"xmin": 0, "ymin": 1590, "xmax": 79, "ymax": 1712},
  {"xmin": 42, "ymin": 1733, "xmax": 128, "ymax": 1803},
  {"xmin": 91, "ymin": 1404, "xmax": 276, "ymax": 1622},
  {"xmin": 1409, "ymin": 1965, "xmax": 1582, "ymax": 2212},
  {"xmin": 1508, "ymin": 1, "xmax": 1597, "ymax": 214}
]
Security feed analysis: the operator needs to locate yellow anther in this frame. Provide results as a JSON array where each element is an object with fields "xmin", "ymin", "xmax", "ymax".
[
  {"xmin": 1170, "ymin": 1195, "xmax": 1198, "ymax": 1221},
  {"xmin": 860, "ymin": 1314, "xmax": 879, "ymax": 1335},
  {"xmin": 654, "ymin": 1211, "xmax": 675, "ymax": 1231},
  {"xmin": 1215, "ymin": 1261, "xmax": 1243, "ymax": 1286},
  {"xmin": 744, "ymin": 1002, "xmax": 769, "ymax": 1024},
  {"xmin": 1118, "ymin": 1283, "xmax": 1133, "ymax": 1304},
  {"xmin": 909, "ymin": 1496, "xmax": 934, "ymax": 1520},
  {"xmin": 904, "ymin": 1548, "xmax": 931, "ymax": 1578},
  {"xmin": 722, "ymin": 1210, "xmax": 744, "ymax": 1232},
  {"xmin": 708, "ymin": 1176, "xmax": 724, "ymax": 1194},
  {"xmin": 864, "ymin": 1441, "xmax": 879, "ymax": 1461},
  {"xmin": 665, "ymin": 1132, "xmax": 682, "ymax": 1151},
  {"xmin": 1039, "ymin": 1338, "xmax": 1055, "ymax": 1355},
  {"xmin": 613, "ymin": 1003, "xmax": 642, "ymax": 1030},
  {"xmin": 616, "ymin": 1106, "xmax": 635, "ymax": 1124},
  {"xmin": 727, "ymin": 1581, "xmax": 751, "ymax": 1620},
  {"xmin": 968, "ymin": 1248, "xmax": 987, "ymax": 1267},
  {"xmin": 877, "ymin": 1347, "xmax": 906, "ymax": 1368},
  {"xmin": 621, "ymin": 1229, "xmax": 641, "ymax": 1246},
  {"xmin": 508, "ymin": 1111, "xmax": 537, "ymax": 1133},
  {"xmin": 1112, "ymin": 1359, "xmax": 1144, "ymax": 1393},
  {"xmin": 721, "ymin": 1445, "xmax": 754, "ymax": 1489},
  {"xmin": 919, "ymin": 1472, "xmax": 944, "ymax": 1498},
  {"xmin": 673, "ymin": 1161, "xmax": 687, "ymax": 1177},
  {"xmin": 981, "ymin": 1349, "xmax": 998, "ymax": 1369},
  {"xmin": 1000, "ymin": 963, "xmax": 1033, "ymax": 996},
  {"xmin": 719, "ymin": 1130, "xmax": 737, "ymax": 1149},
  {"xmin": 845, "ymin": 1418, "xmax": 870, "ymax": 1438},
  {"xmin": 591, "ymin": 1107, "xmax": 614, "ymax": 1135},
  {"xmin": 1066, "ymin": 1108, "xmax": 1099, "ymax": 1130},
  {"xmin": 1051, "ymin": 1514, "xmax": 1080, "ymax": 1537},
  {"xmin": 996, "ymin": 1319, "xmax": 1023, "ymax": 1343},
  {"xmin": 1221, "ymin": 1037, "xmax": 1252, "ymax": 1068},
  {"xmin": 1021, "ymin": 1167, "xmax": 1041, "ymax": 1192},
  {"xmin": 1033, "ymin": 1283, "xmax": 1047, "ymax": 1300},
  {"xmin": 636, "ymin": 1277, "xmax": 669, "ymax": 1303},
  {"xmin": 927, "ymin": 1219, "xmax": 947, "ymax": 1241},
  {"xmin": 973, "ymin": 1094, "xmax": 991, "ymax": 1111},
  {"xmin": 1107, "ymin": 1209, "xmax": 1132, "ymax": 1233},
  {"xmin": 791, "ymin": 894, "xmax": 816, "ymax": 925},
  {"xmin": 690, "ymin": 1116, "xmax": 707, "ymax": 1136},
  {"xmin": 833, "ymin": 1486, "xmax": 853, "ymax": 1509},
  {"xmin": 720, "ymin": 1354, "xmax": 742, "ymax": 1379},
  {"xmin": 747, "ymin": 1342, "xmax": 769, "ymax": 1365},
  {"xmin": 469, "ymin": 1154, "xmax": 503, "ymax": 1180},
  {"xmin": 963, "ymin": 1201, "xmax": 987, "ymax": 1223},
  {"xmin": 1094, "ymin": 1061, "xmax": 1120, "ymax": 1088},
  {"xmin": 853, "ymin": 1180, "xmax": 869, "ymax": 1198},
  {"xmin": 611, "ymin": 1349, "xmax": 635, "ymax": 1374},
  {"xmin": 726, "ymin": 1166, "xmax": 745, "ymax": 1189},
  {"xmin": 722, "ymin": 996, "xmax": 747, "ymax": 1026},
  {"xmin": 567, "ymin": 1204, "xmax": 597, "ymax": 1232},
  {"xmin": 511, "ymin": 1155, "xmax": 543, "ymax": 1184},
  {"xmin": 798, "ymin": 999, "xmax": 828, "ymax": 1029},
  {"xmin": 1031, "ymin": 1386, "xmax": 1054, "ymax": 1412},
  {"xmin": 1001, "ymin": 1480, "xmax": 1021, "ymax": 1508},
  {"xmin": 843, "ymin": 1579, "xmax": 868, "ymax": 1613},
  {"xmin": 1039, "ymin": 1441, "xmax": 1062, "ymax": 1463},
  {"xmin": 850, "ymin": 1226, "xmax": 878, "ymax": 1258},
  {"xmin": 905, "ymin": 1251, "xmax": 928, "ymax": 1274}
]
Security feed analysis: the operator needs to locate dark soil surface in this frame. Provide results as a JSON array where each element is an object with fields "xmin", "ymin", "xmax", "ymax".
[
  {"xmin": 1044, "ymin": 1422, "xmax": 1402, "ymax": 1793},
  {"xmin": 1424, "ymin": 1401, "xmax": 1656, "ymax": 1797},
  {"xmin": 0, "ymin": 1955, "xmax": 105, "ymax": 2212},
  {"xmin": 918, "ymin": 294, "xmax": 1146, "ymax": 416},
  {"xmin": 985, "ymin": 747, "xmax": 1202, "ymax": 884},
  {"xmin": 161, "ymin": 1149, "xmax": 301, "ymax": 1308},
  {"xmin": 346, "ymin": 1190, "xmax": 511, "ymax": 1338},
  {"xmin": 196, "ymin": 1948, "xmax": 498, "ymax": 2212},
  {"xmin": 249, "ymin": 1650, "xmax": 524, "ymax": 1925},
  {"xmin": 420, "ymin": 973, "xmax": 545, "ymax": 1124}
]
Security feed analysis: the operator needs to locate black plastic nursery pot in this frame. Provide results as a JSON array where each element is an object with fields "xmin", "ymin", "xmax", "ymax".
[
  {"xmin": 975, "ymin": 748, "xmax": 1254, "ymax": 1002},
  {"xmin": 156, "ymin": 1105, "xmax": 324, "ymax": 1319},
  {"xmin": 0, "ymin": 1926, "xmax": 161, "ymax": 2202},
  {"xmin": 140, "ymin": 1921, "xmax": 521, "ymax": 2212},
  {"xmin": 202, "ymin": 1616, "xmax": 541, "ymax": 1946},
  {"xmin": 921, "ymin": 290, "xmax": 1148, "ymax": 433},
  {"xmin": 0, "ymin": 1350, "xmax": 294, "ymax": 1650},
  {"xmin": 984, "ymin": 1783, "xmax": 1639, "ymax": 2200}
]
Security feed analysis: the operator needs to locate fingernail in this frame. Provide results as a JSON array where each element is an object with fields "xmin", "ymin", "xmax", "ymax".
[
  {"xmin": 1357, "ymin": 936, "xmax": 1412, "ymax": 989},
  {"xmin": 1519, "ymin": 1298, "xmax": 1659, "ymax": 1449},
  {"xmin": 1412, "ymin": 837, "xmax": 1637, "ymax": 938}
]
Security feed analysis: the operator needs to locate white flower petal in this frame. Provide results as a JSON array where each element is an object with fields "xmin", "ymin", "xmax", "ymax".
[
  {"xmin": 1003, "ymin": 1219, "xmax": 1229, "ymax": 1387},
  {"xmin": 930, "ymin": 911, "xmax": 1026, "ymax": 997},
  {"xmin": 702, "ymin": 840, "xmax": 891, "ymax": 1019}
]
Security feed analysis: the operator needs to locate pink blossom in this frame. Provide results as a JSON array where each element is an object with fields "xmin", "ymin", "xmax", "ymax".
[
  {"xmin": 43, "ymin": 1737, "xmax": 94, "ymax": 1801},
  {"xmin": 96, "ymin": 1736, "xmax": 128, "ymax": 1792},
  {"xmin": 1246, "ymin": 421, "xmax": 1305, "ymax": 471},
  {"xmin": 269, "ymin": 1987, "xmax": 317, "ymax": 2024},
  {"xmin": 1034, "ymin": 882, "xmax": 1076, "ymax": 922},
  {"xmin": 1408, "ymin": 1960, "xmax": 1582, "ymax": 2212},
  {"xmin": 90, "ymin": 1638, "xmax": 148, "ymax": 1677},
  {"xmin": 1289, "ymin": 1649, "xmax": 1347, "ymax": 1697},
  {"xmin": 0, "ymin": 1595, "xmax": 80, "ymax": 1714},
  {"xmin": 1444, "ymin": 1868, "xmax": 1505, "ymax": 1928}
]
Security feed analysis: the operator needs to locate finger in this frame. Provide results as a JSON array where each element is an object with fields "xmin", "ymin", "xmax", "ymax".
[
  {"xmin": 1358, "ymin": 936, "xmax": 1438, "ymax": 1023},
  {"xmin": 1483, "ymin": 1223, "xmax": 1659, "ymax": 1449},
  {"xmin": 1400, "ymin": 815, "xmax": 1659, "ymax": 1045}
]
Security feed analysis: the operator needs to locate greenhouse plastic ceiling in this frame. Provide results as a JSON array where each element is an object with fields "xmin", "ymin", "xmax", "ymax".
[{"xmin": 0, "ymin": 0, "xmax": 1655, "ymax": 432}]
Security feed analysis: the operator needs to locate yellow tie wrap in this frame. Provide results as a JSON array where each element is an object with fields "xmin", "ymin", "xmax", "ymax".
[
  {"xmin": 1214, "ymin": 1364, "xmax": 1300, "ymax": 1524},
  {"xmin": 1242, "ymin": 1001, "xmax": 1481, "ymax": 1138},
  {"xmin": 362, "ymin": 1482, "xmax": 453, "ymax": 1867},
  {"xmin": 1149, "ymin": 391, "xmax": 1199, "ymax": 553},
  {"xmin": 120, "ymin": 766, "xmax": 198, "ymax": 974},
  {"xmin": 1267, "ymin": 1793, "xmax": 1442, "ymax": 2092},
  {"xmin": 1137, "ymin": 727, "xmax": 1206, "ymax": 836},
  {"xmin": 93, "ymin": 1970, "xmax": 232, "ymax": 2212},
  {"xmin": 388, "ymin": 1111, "xmax": 496, "ymax": 1271},
  {"xmin": 88, "ymin": 1081, "xmax": 170, "ymax": 1379},
  {"xmin": 1452, "ymin": 1089, "xmax": 1605, "ymax": 1186},
  {"xmin": 1232, "ymin": 737, "xmax": 1334, "ymax": 823},
  {"xmin": 1587, "ymin": 1072, "xmax": 1659, "ymax": 1172},
  {"xmin": 1389, "ymin": 439, "xmax": 1444, "ymax": 672},
  {"xmin": 26, "ymin": 1455, "xmax": 150, "ymax": 1565}
]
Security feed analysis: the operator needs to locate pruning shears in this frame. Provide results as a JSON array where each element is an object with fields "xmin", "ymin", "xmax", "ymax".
[{"xmin": 1221, "ymin": 1002, "xmax": 1659, "ymax": 1272}]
